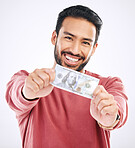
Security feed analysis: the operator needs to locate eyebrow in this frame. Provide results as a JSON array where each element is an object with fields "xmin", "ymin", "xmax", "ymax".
[
  {"xmin": 63, "ymin": 31, "xmax": 93, "ymax": 42},
  {"xmin": 64, "ymin": 31, "xmax": 75, "ymax": 37}
]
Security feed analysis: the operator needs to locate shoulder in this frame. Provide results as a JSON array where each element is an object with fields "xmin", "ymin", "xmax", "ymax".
[
  {"xmin": 11, "ymin": 70, "xmax": 29, "ymax": 80},
  {"xmin": 85, "ymin": 70, "xmax": 125, "ymax": 92},
  {"xmin": 7, "ymin": 70, "xmax": 29, "ymax": 87},
  {"xmin": 13, "ymin": 70, "xmax": 29, "ymax": 77}
]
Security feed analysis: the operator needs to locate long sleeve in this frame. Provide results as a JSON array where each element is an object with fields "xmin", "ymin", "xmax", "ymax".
[
  {"xmin": 5, "ymin": 70, "xmax": 39, "ymax": 120},
  {"xmin": 100, "ymin": 76, "xmax": 128, "ymax": 129}
]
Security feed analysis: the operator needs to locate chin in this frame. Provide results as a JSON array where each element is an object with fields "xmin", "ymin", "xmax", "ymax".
[{"xmin": 62, "ymin": 62, "xmax": 85, "ymax": 72}]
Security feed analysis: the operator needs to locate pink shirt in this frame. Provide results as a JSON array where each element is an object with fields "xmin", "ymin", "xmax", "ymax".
[{"xmin": 6, "ymin": 70, "xmax": 128, "ymax": 148}]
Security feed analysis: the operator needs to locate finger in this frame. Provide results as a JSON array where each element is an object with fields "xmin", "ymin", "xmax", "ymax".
[
  {"xmin": 26, "ymin": 76, "xmax": 40, "ymax": 93},
  {"xmin": 43, "ymin": 73, "xmax": 50, "ymax": 87},
  {"xmin": 97, "ymin": 98, "xmax": 114, "ymax": 112},
  {"xmin": 93, "ymin": 92, "xmax": 109, "ymax": 106},
  {"xmin": 43, "ymin": 68, "xmax": 55, "ymax": 82},
  {"xmin": 29, "ymin": 73, "xmax": 44, "ymax": 90},
  {"xmin": 100, "ymin": 102, "xmax": 118, "ymax": 116},
  {"xmin": 35, "ymin": 69, "xmax": 50, "ymax": 87},
  {"xmin": 93, "ymin": 85, "xmax": 108, "ymax": 98},
  {"xmin": 90, "ymin": 99, "xmax": 99, "ymax": 116}
]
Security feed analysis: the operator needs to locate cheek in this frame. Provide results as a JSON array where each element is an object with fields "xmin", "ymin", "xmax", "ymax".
[
  {"xmin": 56, "ymin": 40, "xmax": 66, "ymax": 54},
  {"xmin": 86, "ymin": 47, "xmax": 94, "ymax": 57},
  {"xmin": 56, "ymin": 43, "xmax": 62, "ymax": 55},
  {"xmin": 87, "ymin": 50, "xmax": 92, "ymax": 58},
  {"xmin": 82, "ymin": 47, "xmax": 92, "ymax": 59}
]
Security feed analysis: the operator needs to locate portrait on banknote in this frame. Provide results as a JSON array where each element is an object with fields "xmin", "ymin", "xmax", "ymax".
[{"xmin": 57, "ymin": 71, "xmax": 78, "ymax": 91}]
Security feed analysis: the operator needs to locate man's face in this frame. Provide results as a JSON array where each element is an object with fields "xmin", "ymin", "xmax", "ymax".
[{"xmin": 52, "ymin": 17, "xmax": 98, "ymax": 72}]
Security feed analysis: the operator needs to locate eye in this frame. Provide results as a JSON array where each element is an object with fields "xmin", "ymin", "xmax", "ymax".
[
  {"xmin": 64, "ymin": 36, "xmax": 73, "ymax": 41},
  {"xmin": 82, "ymin": 41, "xmax": 90, "ymax": 46}
]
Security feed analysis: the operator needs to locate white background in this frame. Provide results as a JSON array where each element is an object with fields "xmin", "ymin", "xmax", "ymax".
[{"xmin": 0, "ymin": 0, "xmax": 135, "ymax": 147}]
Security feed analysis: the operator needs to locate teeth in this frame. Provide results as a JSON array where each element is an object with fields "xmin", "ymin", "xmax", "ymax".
[{"xmin": 66, "ymin": 55, "xmax": 79, "ymax": 62}]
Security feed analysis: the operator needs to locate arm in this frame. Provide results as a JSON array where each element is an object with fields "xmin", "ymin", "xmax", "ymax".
[
  {"xmin": 90, "ymin": 77, "xmax": 128, "ymax": 130},
  {"xmin": 6, "ymin": 68, "xmax": 55, "ymax": 118}
]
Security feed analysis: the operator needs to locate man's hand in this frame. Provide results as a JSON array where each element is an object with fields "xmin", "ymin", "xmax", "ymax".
[
  {"xmin": 22, "ymin": 68, "xmax": 55, "ymax": 100},
  {"xmin": 90, "ymin": 85, "xmax": 119, "ymax": 128}
]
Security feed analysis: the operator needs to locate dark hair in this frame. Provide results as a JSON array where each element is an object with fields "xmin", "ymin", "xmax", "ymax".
[{"xmin": 56, "ymin": 5, "xmax": 103, "ymax": 44}]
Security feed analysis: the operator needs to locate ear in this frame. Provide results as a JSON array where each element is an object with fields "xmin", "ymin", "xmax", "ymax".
[
  {"xmin": 91, "ymin": 43, "xmax": 98, "ymax": 56},
  {"xmin": 51, "ymin": 30, "xmax": 57, "ymax": 45}
]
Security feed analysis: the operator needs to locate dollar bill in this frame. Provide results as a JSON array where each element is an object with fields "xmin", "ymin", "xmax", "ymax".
[{"xmin": 51, "ymin": 64, "xmax": 99, "ymax": 99}]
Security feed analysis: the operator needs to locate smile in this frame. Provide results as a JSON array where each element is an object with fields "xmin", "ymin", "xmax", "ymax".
[
  {"xmin": 62, "ymin": 52, "xmax": 84, "ymax": 67},
  {"xmin": 65, "ymin": 55, "xmax": 79, "ymax": 62}
]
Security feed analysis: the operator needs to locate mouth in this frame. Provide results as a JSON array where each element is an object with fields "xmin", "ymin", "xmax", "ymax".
[
  {"xmin": 65, "ymin": 54, "xmax": 79, "ymax": 62},
  {"xmin": 62, "ymin": 51, "xmax": 84, "ymax": 67}
]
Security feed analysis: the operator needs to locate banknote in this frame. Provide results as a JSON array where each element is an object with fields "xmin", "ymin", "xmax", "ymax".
[{"xmin": 51, "ymin": 64, "xmax": 99, "ymax": 99}]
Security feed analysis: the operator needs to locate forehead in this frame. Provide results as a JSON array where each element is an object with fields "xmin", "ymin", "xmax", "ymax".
[{"xmin": 59, "ymin": 17, "xmax": 96, "ymax": 38}]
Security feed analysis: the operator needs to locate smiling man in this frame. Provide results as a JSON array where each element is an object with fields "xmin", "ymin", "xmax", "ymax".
[
  {"xmin": 53, "ymin": 16, "xmax": 97, "ymax": 72},
  {"xmin": 6, "ymin": 5, "xmax": 128, "ymax": 148}
]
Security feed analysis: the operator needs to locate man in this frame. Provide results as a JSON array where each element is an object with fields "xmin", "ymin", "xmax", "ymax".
[{"xmin": 6, "ymin": 5, "xmax": 128, "ymax": 148}]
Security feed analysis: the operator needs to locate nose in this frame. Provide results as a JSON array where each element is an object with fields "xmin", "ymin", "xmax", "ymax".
[{"xmin": 71, "ymin": 40, "xmax": 81, "ymax": 55}]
